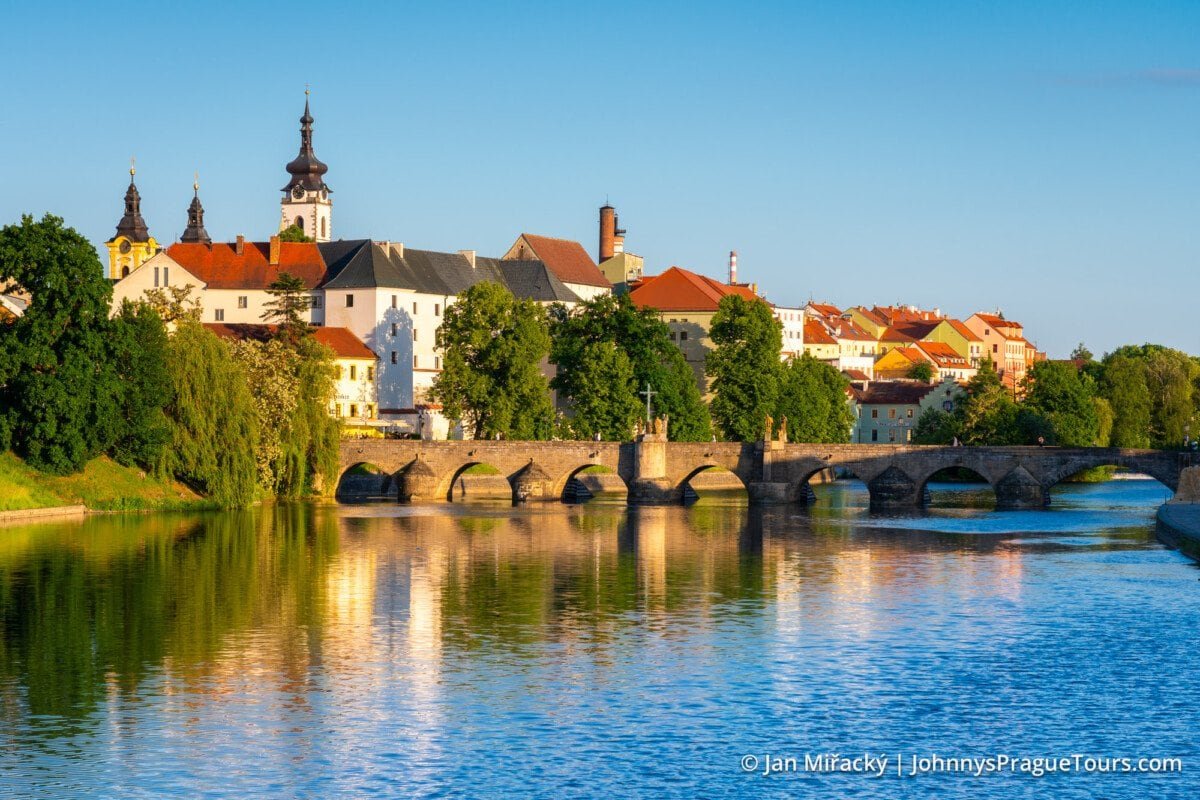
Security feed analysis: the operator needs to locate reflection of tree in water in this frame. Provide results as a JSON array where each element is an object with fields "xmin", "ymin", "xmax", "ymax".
[{"xmin": 0, "ymin": 505, "xmax": 339, "ymax": 740}]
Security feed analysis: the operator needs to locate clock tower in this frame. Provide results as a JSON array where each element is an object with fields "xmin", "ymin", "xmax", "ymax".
[
  {"xmin": 279, "ymin": 89, "xmax": 332, "ymax": 242},
  {"xmin": 106, "ymin": 160, "xmax": 159, "ymax": 279}
]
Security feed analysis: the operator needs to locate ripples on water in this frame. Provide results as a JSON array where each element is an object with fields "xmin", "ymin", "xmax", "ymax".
[{"xmin": 0, "ymin": 480, "xmax": 1196, "ymax": 799}]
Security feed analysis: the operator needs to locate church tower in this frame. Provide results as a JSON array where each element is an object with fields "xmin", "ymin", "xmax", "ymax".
[
  {"xmin": 279, "ymin": 89, "xmax": 332, "ymax": 242},
  {"xmin": 106, "ymin": 160, "xmax": 159, "ymax": 279},
  {"xmin": 180, "ymin": 174, "xmax": 212, "ymax": 244}
]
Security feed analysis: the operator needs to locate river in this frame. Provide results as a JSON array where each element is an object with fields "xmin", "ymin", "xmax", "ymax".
[{"xmin": 0, "ymin": 479, "xmax": 1196, "ymax": 798}]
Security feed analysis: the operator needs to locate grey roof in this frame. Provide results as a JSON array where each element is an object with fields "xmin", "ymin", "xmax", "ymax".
[{"xmin": 318, "ymin": 240, "xmax": 579, "ymax": 303}]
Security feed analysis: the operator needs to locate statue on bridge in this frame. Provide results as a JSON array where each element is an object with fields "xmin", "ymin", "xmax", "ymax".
[
  {"xmin": 652, "ymin": 415, "xmax": 669, "ymax": 437},
  {"xmin": 778, "ymin": 416, "xmax": 788, "ymax": 444},
  {"xmin": 763, "ymin": 414, "xmax": 774, "ymax": 442}
]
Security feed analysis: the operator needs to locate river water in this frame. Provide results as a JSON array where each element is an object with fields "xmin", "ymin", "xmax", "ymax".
[{"xmin": 0, "ymin": 480, "xmax": 1197, "ymax": 799}]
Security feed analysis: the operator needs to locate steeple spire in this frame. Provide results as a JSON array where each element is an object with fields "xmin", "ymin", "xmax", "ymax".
[
  {"xmin": 181, "ymin": 172, "xmax": 211, "ymax": 245},
  {"xmin": 113, "ymin": 157, "xmax": 150, "ymax": 241},
  {"xmin": 282, "ymin": 87, "xmax": 330, "ymax": 194}
]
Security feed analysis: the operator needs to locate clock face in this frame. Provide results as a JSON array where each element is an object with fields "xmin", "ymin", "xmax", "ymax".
[
  {"xmin": 119, "ymin": 240, "xmax": 131, "ymax": 254},
  {"xmin": 292, "ymin": 186, "xmax": 306, "ymax": 200}
]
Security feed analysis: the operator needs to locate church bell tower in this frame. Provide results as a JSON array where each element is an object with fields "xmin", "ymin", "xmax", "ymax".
[
  {"xmin": 279, "ymin": 89, "xmax": 332, "ymax": 242},
  {"xmin": 106, "ymin": 160, "xmax": 159, "ymax": 279}
]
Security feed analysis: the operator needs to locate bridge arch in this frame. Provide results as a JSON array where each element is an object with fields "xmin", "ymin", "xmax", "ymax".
[
  {"xmin": 677, "ymin": 464, "xmax": 748, "ymax": 504},
  {"xmin": 438, "ymin": 461, "xmax": 513, "ymax": 503},
  {"xmin": 918, "ymin": 466, "xmax": 996, "ymax": 509},
  {"xmin": 551, "ymin": 463, "xmax": 629, "ymax": 502},
  {"xmin": 335, "ymin": 462, "xmax": 396, "ymax": 502}
]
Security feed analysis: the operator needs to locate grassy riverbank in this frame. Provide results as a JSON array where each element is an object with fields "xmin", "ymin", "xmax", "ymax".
[{"xmin": 0, "ymin": 452, "xmax": 208, "ymax": 512}]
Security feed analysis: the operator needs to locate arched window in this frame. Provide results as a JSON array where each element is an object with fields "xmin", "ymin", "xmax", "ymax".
[
  {"xmin": 294, "ymin": 216, "xmax": 304, "ymax": 232},
  {"xmin": 320, "ymin": 217, "xmax": 326, "ymax": 238},
  {"xmin": 122, "ymin": 265, "xmax": 130, "ymax": 278}
]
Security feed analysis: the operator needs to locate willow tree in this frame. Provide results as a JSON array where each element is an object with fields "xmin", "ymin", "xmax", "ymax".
[{"xmin": 157, "ymin": 321, "xmax": 259, "ymax": 507}]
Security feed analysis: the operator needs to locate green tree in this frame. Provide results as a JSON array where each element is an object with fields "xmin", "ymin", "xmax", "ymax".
[
  {"xmin": 1101, "ymin": 354, "xmax": 1152, "ymax": 448},
  {"xmin": 277, "ymin": 224, "xmax": 312, "ymax": 243},
  {"xmin": 706, "ymin": 295, "xmax": 782, "ymax": 441},
  {"xmin": 142, "ymin": 283, "xmax": 201, "ymax": 324},
  {"xmin": 1070, "ymin": 342, "xmax": 1094, "ymax": 362},
  {"xmin": 157, "ymin": 321, "xmax": 260, "ymax": 507},
  {"xmin": 563, "ymin": 341, "xmax": 641, "ymax": 440},
  {"xmin": 913, "ymin": 407, "xmax": 959, "ymax": 445},
  {"xmin": 907, "ymin": 361, "xmax": 934, "ymax": 382},
  {"xmin": 775, "ymin": 354, "xmax": 853, "ymax": 442},
  {"xmin": 261, "ymin": 272, "xmax": 312, "ymax": 344},
  {"xmin": 956, "ymin": 359, "xmax": 1021, "ymax": 445},
  {"xmin": 1020, "ymin": 360, "xmax": 1099, "ymax": 446},
  {"xmin": 1093, "ymin": 396, "xmax": 1114, "ymax": 447},
  {"xmin": 431, "ymin": 282, "xmax": 554, "ymax": 440},
  {"xmin": 550, "ymin": 294, "xmax": 710, "ymax": 440},
  {"xmin": 108, "ymin": 301, "xmax": 173, "ymax": 467},
  {"xmin": 0, "ymin": 214, "xmax": 122, "ymax": 473}
]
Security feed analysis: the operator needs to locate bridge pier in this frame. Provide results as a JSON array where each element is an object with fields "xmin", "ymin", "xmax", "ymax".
[
  {"xmin": 994, "ymin": 466, "xmax": 1049, "ymax": 510},
  {"xmin": 866, "ymin": 466, "xmax": 927, "ymax": 509}
]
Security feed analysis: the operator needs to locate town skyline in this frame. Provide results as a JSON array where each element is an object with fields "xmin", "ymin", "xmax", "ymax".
[{"xmin": 4, "ymin": 2, "xmax": 1199, "ymax": 357}]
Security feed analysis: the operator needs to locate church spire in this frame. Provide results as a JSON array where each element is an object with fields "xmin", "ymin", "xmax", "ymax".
[
  {"xmin": 113, "ymin": 158, "xmax": 150, "ymax": 242},
  {"xmin": 180, "ymin": 173, "xmax": 211, "ymax": 245},
  {"xmin": 282, "ymin": 87, "xmax": 330, "ymax": 194}
]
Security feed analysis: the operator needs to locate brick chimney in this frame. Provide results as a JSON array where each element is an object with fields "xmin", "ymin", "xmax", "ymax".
[
  {"xmin": 458, "ymin": 249, "xmax": 476, "ymax": 269},
  {"xmin": 235, "ymin": 234, "xmax": 245, "ymax": 256},
  {"xmin": 729, "ymin": 250, "xmax": 738, "ymax": 285},
  {"xmin": 269, "ymin": 235, "xmax": 281, "ymax": 266},
  {"xmin": 599, "ymin": 204, "xmax": 615, "ymax": 263}
]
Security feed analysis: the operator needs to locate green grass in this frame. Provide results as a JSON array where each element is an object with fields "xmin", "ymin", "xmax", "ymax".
[
  {"xmin": 0, "ymin": 452, "xmax": 208, "ymax": 512},
  {"xmin": 576, "ymin": 465, "xmax": 614, "ymax": 475},
  {"xmin": 461, "ymin": 463, "xmax": 501, "ymax": 475}
]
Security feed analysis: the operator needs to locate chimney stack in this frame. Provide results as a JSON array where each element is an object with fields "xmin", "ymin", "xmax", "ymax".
[
  {"xmin": 599, "ymin": 204, "xmax": 615, "ymax": 263},
  {"xmin": 729, "ymin": 250, "xmax": 738, "ymax": 285},
  {"xmin": 458, "ymin": 249, "xmax": 476, "ymax": 269},
  {"xmin": 235, "ymin": 234, "xmax": 245, "ymax": 256},
  {"xmin": 269, "ymin": 235, "xmax": 281, "ymax": 266}
]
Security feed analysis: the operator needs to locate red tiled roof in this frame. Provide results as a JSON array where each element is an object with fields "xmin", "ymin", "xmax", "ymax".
[
  {"xmin": 842, "ymin": 369, "xmax": 871, "ymax": 381},
  {"xmin": 628, "ymin": 266, "xmax": 759, "ymax": 312},
  {"xmin": 891, "ymin": 320, "xmax": 941, "ymax": 340},
  {"xmin": 517, "ymin": 234, "xmax": 611, "ymax": 288},
  {"xmin": 873, "ymin": 305, "xmax": 942, "ymax": 325},
  {"xmin": 880, "ymin": 327, "xmax": 917, "ymax": 343},
  {"xmin": 830, "ymin": 319, "xmax": 874, "ymax": 341},
  {"xmin": 916, "ymin": 341, "xmax": 970, "ymax": 368},
  {"xmin": 972, "ymin": 312, "xmax": 1023, "ymax": 332},
  {"xmin": 807, "ymin": 302, "xmax": 842, "ymax": 319},
  {"xmin": 889, "ymin": 346, "xmax": 928, "ymax": 364},
  {"xmin": 946, "ymin": 318, "xmax": 982, "ymax": 342},
  {"xmin": 168, "ymin": 242, "xmax": 327, "ymax": 290},
  {"xmin": 856, "ymin": 381, "xmax": 938, "ymax": 405},
  {"xmin": 203, "ymin": 323, "xmax": 376, "ymax": 360},
  {"xmin": 803, "ymin": 319, "xmax": 838, "ymax": 345}
]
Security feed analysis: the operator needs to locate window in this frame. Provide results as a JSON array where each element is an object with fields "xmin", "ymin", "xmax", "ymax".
[
  {"xmin": 214, "ymin": 309, "xmax": 224, "ymax": 321},
  {"xmin": 871, "ymin": 409, "xmax": 879, "ymax": 419},
  {"xmin": 335, "ymin": 403, "xmax": 342, "ymax": 417},
  {"xmin": 350, "ymin": 404, "xmax": 358, "ymax": 418},
  {"xmin": 412, "ymin": 302, "xmax": 418, "ymax": 314},
  {"xmin": 907, "ymin": 409, "xmax": 914, "ymax": 419},
  {"xmin": 349, "ymin": 365, "xmax": 357, "ymax": 380},
  {"xmin": 391, "ymin": 295, "xmax": 397, "ymax": 309},
  {"xmin": 670, "ymin": 332, "xmax": 677, "ymax": 341},
  {"xmin": 391, "ymin": 323, "xmax": 397, "ymax": 336},
  {"xmin": 237, "ymin": 296, "xmax": 248, "ymax": 309},
  {"xmin": 413, "ymin": 329, "xmax": 418, "ymax": 341},
  {"xmin": 390, "ymin": 351, "xmax": 397, "ymax": 364},
  {"xmin": 346, "ymin": 294, "xmax": 354, "ymax": 308},
  {"xmin": 366, "ymin": 366, "xmax": 374, "ymax": 381},
  {"xmin": 889, "ymin": 429, "xmax": 897, "ymax": 442},
  {"xmin": 993, "ymin": 344, "xmax": 998, "ymax": 353},
  {"xmin": 335, "ymin": 366, "xmax": 343, "ymax": 380},
  {"xmin": 680, "ymin": 331, "xmax": 688, "ymax": 341},
  {"xmin": 434, "ymin": 356, "xmax": 440, "ymax": 370},
  {"xmin": 906, "ymin": 430, "xmax": 912, "ymax": 442},
  {"xmin": 413, "ymin": 355, "xmax": 419, "ymax": 368},
  {"xmin": 888, "ymin": 408, "xmax": 896, "ymax": 419},
  {"xmin": 435, "ymin": 303, "xmax": 441, "ymax": 316},
  {"xmin": 320, "ymin": 217, "xmax": 327, "ymax": 239},
  {"xmin": 163, "ymin": 267, "xmax": 169, "ymax": 285},
  {"xmin": 871, "ymin": 429, "xmax": 878, "ymax": 442},
  {"xmin": 153, "ymin": 266, "xmax": 160, "ymax": 287},
  {"xmin": 311, "ymin": 295, "xmax": 322, "ymax": 309}
]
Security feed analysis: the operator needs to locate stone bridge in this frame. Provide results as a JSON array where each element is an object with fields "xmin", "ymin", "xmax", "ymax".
[{"xmin": 337, "ymin": 436, "xmax": 1199, "ymax": 510}]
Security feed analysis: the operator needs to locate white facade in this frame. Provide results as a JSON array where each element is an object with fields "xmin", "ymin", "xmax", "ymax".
[
  {"xmin": 280, "ymin": 187, "xmax": 332, "ymax": 243},
  {"xmin": 774, "ymin": 305, "xmax": 806, "ymax": 359}
]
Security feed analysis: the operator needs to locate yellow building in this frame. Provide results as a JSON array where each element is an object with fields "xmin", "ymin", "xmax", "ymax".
[{"xmin": 105, "ymin": 165, "xmax": 159, "ymax": 279}]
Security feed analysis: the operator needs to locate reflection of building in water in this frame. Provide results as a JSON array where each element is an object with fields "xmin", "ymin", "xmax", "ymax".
[{"xmin": 632, "ymin": 508, "xmax": 668, "ymax": 607}]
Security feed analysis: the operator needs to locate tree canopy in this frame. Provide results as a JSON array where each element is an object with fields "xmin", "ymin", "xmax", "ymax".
[
  {"xmin": 431, "ymin": 281, "xmax": 554, "ymax": 440},
  {"xmin": 706, "ymin": 295, "xmax": 782, "ymax": 441},
  {"xmin": 550, "ymin": 294, "xmax": 711, "ymax": 440},
  {"xmin": 775, "ymin": 354, "xmax": 854, "ymax": 443},
  {"xmin": 277, "ymin": 224, "xmax": 312, "ymax": 243},
  {"xmin": 262, "ymin": 271, "xmax": 312, "ymax": 344}
]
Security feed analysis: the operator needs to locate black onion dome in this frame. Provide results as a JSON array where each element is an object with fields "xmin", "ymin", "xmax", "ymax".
[
  {"xmin": 111, "ymin": 170, "xmax": 150, "ymax": 242},
  {"xmin": 180, "ymin": 180, "xmax": 211, "ymax": 244},
  {"xmin": 282, "ymin": 94, "xmax": 331, "ymax": 193}
]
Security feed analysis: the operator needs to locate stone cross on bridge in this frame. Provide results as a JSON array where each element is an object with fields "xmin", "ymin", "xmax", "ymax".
[{"xmin": 337, "ymin": 437, "xmax": 1199, "ymax": 509}]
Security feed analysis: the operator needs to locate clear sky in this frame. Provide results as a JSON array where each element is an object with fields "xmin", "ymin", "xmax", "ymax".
[{"xmin": 2, "ymin": 1, "xmax": 1197, "ymax": 356}]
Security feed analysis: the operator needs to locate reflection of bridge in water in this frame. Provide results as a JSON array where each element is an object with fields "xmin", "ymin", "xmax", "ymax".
[{"xmin": 338, "ymin": 437, "xmax": 1198, "ymax": 510}]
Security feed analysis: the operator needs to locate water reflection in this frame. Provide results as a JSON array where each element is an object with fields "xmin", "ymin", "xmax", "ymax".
[{"xmin": 0, "ymin": 480, "xmax": 1196, "ymax": 798}]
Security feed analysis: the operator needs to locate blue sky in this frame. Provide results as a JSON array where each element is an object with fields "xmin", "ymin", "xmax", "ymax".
[{"xmin": 2, "ymin": 1, "xmax": 1198, "ymax": 356}]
